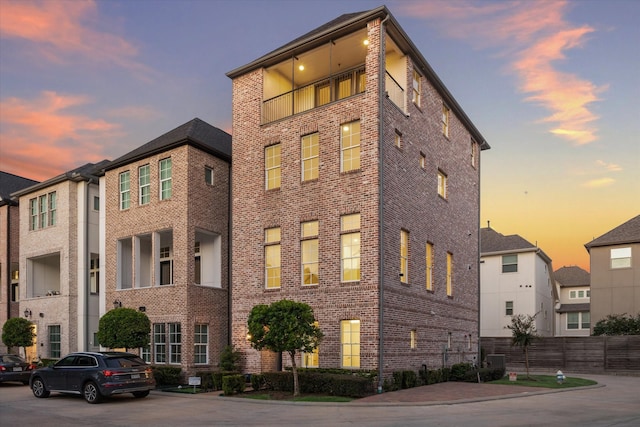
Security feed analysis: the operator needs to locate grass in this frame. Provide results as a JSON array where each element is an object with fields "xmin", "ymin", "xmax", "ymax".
[{"xmin": 490, "ymin": 374, "xmax": 597, "ymax": 389}]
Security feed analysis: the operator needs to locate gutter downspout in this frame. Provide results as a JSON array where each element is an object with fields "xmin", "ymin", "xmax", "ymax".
[
  {"xmin": 5, "ymin": 204, "xmax": 11, "ymax": 322},
  {"xmin": 477, "ymin": 149, "xmax": 482, "ymax": 367},
  {"xmin": 227, "ymin": 159, "xmax": 232, "ymax": 346},
  {"xmin": 378, "ymin": 13, "xmax": 390, "ymax": 394}
]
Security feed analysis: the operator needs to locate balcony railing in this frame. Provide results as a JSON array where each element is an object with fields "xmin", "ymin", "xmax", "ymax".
[
  {"xmin": 262, "ymin": 66, "xmax": 366, "ymax": 124},
  {"xmin": 385, "ymin": 71, "xmax": 405, "ymax": 111}
]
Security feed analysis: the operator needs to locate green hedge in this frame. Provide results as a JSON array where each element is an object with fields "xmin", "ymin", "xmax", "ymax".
[
  {"xmin": 151, "ymin": 366, "xmax": 182, "ymax": 386},
  {"xmin": 259, "ymin": 370, "xmax": 375, "ymax": 397},
  {"xmin": 222, "ymin": 374, "xmax": 246, "ymax": 395}
]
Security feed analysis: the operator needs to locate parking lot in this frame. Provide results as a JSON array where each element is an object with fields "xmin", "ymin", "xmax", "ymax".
[{"xmin": 1, "ymin": 373, "xmax": 639, "ymax": 426}]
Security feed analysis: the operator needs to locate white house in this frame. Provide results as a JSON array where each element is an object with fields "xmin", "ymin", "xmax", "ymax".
[{"xmin": 554, "ymin": 266, "xmax": 590, "ymax": 336}]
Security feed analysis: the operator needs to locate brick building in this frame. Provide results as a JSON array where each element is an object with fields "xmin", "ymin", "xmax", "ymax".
[
  {"xmin": 101, "ymin": 118, "xmax": 231, "ymax": 376},
  {"xmin": 227, "ymin": 6, "xmax": 489, "ymax": 381}
]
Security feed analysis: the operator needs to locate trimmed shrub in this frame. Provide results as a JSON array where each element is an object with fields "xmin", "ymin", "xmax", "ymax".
[
  {"xmin": 152, "ymin": 366, "xmax": 182, "ymax": 386},
  {"xmin": 195, "ymin": 371, "xmax": 215, "ymax": 391},
  {"xmin": 403, "ymin": 370, "xmax": 417, "ymax": 388},
  {"xmin": 262, "ymin": 371, "xmax": 293, "ymax": 392},
  {"xmin": 257, "ymin": 370, "xmax": 375, "ymax": 397},
  {"xmin": 222, "ymin": 374, "xmax": 246, "ymax": 395},
  {"xmin": 250, "ymin": 373, "xmax": 266, "ymax": 391},
  {"xmin": 450, "ymin": 363, "xmax": 473, "ymax": 381}
]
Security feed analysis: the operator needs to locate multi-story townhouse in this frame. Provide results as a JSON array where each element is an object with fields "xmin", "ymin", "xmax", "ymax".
[
  {"xmin": 101, "ymin": 118, "xmax": 231, "ymax": 376},
  {"xmin": 11, "ymin": 162, "xmax": 107, "ymax": 361},
  {"xmin": 480, "ymin": 226, "xmax": 557, "ymax": 337},
  {"xmin": 554, "ymin": 266, "xmax": 590, "ymax": 336},
  {"xmin": 585, "ymin": 214, "xmax": 640, "ymax": 327},
  {"xmin": 0, "ymin": 171, "xmax": 39, "ymax": 354},
  {"xmin": 227, "ymin": 6, "xmax": 489, "ymax": 381}
]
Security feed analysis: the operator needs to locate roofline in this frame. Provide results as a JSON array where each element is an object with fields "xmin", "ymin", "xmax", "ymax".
[
  {"xmin": 225, "ymin": 6, "xmax": 489, "ymax": 150},
  {"xmin": 584, "ymin": 239, "xmax": 640, "ymax": 251},
  {"xmin": 11, "ymin": 170, "xmax": 98, "ymax": 198}
]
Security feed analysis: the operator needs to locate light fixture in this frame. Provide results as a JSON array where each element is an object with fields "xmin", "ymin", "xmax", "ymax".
[
  {"xmin": 39, "ymin": 313, "xmax": 44, "ymax": 318},
  {"xmin": 363, "ymin": 39, "xmax": 369, "ymax": 46},
  {"xmin": 23, "ymin": 308, "xmax": 32, "ymax": 318},
  {"xmin": 298, "ymin": 64, "xmax": 304, "ymax": 71},
  {"xmin": 113, "ymin": 299, "xmax": 122, "ymax": 309}
]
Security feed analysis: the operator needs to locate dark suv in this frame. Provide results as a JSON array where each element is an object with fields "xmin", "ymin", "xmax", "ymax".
[{"xmin": 30, "ymin": 351, "xmax": 155, "ymax": 404}]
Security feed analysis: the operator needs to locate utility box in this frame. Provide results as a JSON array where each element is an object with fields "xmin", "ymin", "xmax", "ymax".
[{"xmin": 487, "ymin": 354, "xmax": 505, "ymax": 370}]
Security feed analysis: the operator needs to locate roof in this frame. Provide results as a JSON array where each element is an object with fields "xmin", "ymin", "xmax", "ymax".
[
  {"xmin": 103, "ymin": 118, "xmax": 231, "ymax": 172},
  {"xmin": 584, "ymin": 215, "xmax": 640, "ymax": 250},
  {"xmin": 556, "ymin": 303, "xmax": 590, "ymax": 314},
  {"xmin": 226, "ymin": 6, "xmax": 489, "ymax": 150},
  {"xmin": 10, "ymin": 160, "xmax": 110, "ymax": 199},
  {"xmin": 554, "ymin": 266, "xmax": 590, "ymax": 288},
  {"xmin": 0, "ymin": 171, "xmax": 39, "ymax": 205},
  {"xmin": 480, "ymin": 227, "xmax": 536, "ymax": 253}
]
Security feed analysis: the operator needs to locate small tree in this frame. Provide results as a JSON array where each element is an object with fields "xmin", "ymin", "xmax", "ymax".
[
  {"xmin": 219, "ymin": 345, "xmax": 241, "ymax": 371},
  {"xmin": 97, "ymin": 308, "xmax": 150, "ymax": 351},
  {"xmin": 593, "ymin": 313, "xmax": 640, "ymax": 336},
  {"xmin": 247, "ymin": 299, "xmax": 323, "ymax": 397},
  {"xmin": 2, "ymin": 317, "xmax": 36, "ymax": 358},
  {"xmin": 506, "ymin": 313, "xmax": 539, "ymax": 379}
]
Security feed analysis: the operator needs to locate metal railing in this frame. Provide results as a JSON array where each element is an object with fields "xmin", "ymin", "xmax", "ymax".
[{"xmin": 385, "ymin": 71, "xmax": 405, "ymax": 111}]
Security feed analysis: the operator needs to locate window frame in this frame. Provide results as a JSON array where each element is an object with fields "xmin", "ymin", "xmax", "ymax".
[
  {"xmin": 610, "ymin": 247, "xmax": 631, "ymax": 269},
  {"xmin": 169, "ymin": 322, "xmax": 181, "ymax": 364},
  {"xmin": 412, "ymin": 69, "xmax": 421, "ymax": 107},
  {"xmin": 505, "ymin": 301, "xmax": 514, "ymax": 316},
  {"xmin": 49, "ymin": 325, "xmax": 61, "ymax": 358},
  {"xmin": 400, "ymin": 229, "xmax": 409, "ymax": 283},
  {"xmin": 194, "ymin": 324, "xmax": 208, "ymax": 365},
  {"xmin": 301, "ymin": 221, "xmax": 319, "ymax": 286},
  {"xmin": 48, "ymin": 192, "xmax": 57, "ymax": 226},
  {"xmin": 340, "ymin": 320, "xmax": 360, "ymax": 368},
  {"xmin": 159, "ymin": 158, "xmax": 172, "ymax": 200},
  {"xmin": 502, "ymin": 254, "xmax": 518, "ymax": 273},
  {"xmin": 340, "ymin": 120, "xmax": 361, "ymax": 172},
  {"xmin": 301, "ymin": 133, "xmax": 319, "ymax": 182},
  {"xmin": 446, "ymin": 252, "xmax": 453, "ymax": 297},
  {"xmin": 265, "ymin": 144, "xmax": 282, "ymax": 190},
  {"xmin": 139, "ymin": 164, "xmax": 150, "ymax": 205},
  {"xmin": 442, "ymin": 103, "xmax": 450, "ymax": 137},
  {"xmin": 340, "ymin": 214, "xmax": 361, "ymax": 282},
  {"xmin": 426, "ymin": 242, "xmax": 434, "ymax": 291},
  {"xmin": 205, "ymin": 166, "xmax": 214, "ymax": 186},
  {"xmin": 119, "ymin": 171, "xmax": 131, "ymax": 210},
  {"xmin": 265, "ymin": 227, "xmax": 281, "ymax": 289},
  {"xmin": 437, "ymin": 170, "xmax": 447, "ymax": 199}
]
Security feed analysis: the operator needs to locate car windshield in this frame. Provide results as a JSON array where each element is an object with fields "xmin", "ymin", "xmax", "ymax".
[
  {"xmin": 105, "ymin": 356, "xmax": 147, "ymax": 368},
  {"xmin": 2, "ymin": 355, "xmax": 25, "ymax": 363}
]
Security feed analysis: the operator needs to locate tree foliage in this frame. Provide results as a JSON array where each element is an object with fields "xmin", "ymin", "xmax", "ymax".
[
  {"xmin": 506, "ymin": 313, "xmax": 539, "ymax": 379},
  {"xmin": 1, "ymin": 317, "xmax": 36, "ymax": 356},
  {"xmin": 593, "ymin": 313, "xmax": 640, "ymax": 336},
  {"xmin": 219, "ymin": 345, "xmax": 241, "ymax": 371},
  {"xmin": 97, "ymin": 308, "xmax": 150, "ymax": 351},
  {"xmin": 247, "ymin": 299, "xmax": 323, "ymax": 396}
]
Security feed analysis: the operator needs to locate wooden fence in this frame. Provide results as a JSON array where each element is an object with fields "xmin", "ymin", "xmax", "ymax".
[{"xmin": 480, "ymin": 336, "xmax": 640, "ymax": 373}]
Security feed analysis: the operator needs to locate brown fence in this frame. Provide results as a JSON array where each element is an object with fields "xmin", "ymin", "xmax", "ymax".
[{"xmin": 480, "ymin": 336, "xmax": 640, "ymax": 373}]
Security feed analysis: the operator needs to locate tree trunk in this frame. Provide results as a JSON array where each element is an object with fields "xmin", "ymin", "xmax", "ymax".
[
  {"xmin": 290, "ymin": 351, "xmax": 299, "ymax": 397},
  {"xmin": 524, "ymin": 347, "xmax": 531, "ymax": 379}
]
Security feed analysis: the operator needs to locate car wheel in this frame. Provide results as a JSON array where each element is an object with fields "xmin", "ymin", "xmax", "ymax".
[
  {"xmin": 132, "ymin": 390, "xmax": 150, "ymax": 398},
  {"xmin": 83, "ymin": 381, "xmax": 102, "ymax": 404},
  {"xmin": 32, "ymin": 378, "xmax": 50, "ymax": 398}
]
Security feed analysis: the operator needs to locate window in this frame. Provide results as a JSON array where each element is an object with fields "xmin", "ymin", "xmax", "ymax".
[
  {"xmin": 301, "ymin": 221, "xmax": 319, "ymax": 285},
  {"xmin": 265, "ymin": 227, "xmax": 281, "ymax": 289},
  {"xmin": 140, "ymin": 339, "xmax": 151, "ymax": 363},
  {"xmin": 29, "ymin": 192, "xmax": 57, "ymax": 229},
  {"xmin": 302, "ymin": 321, "xmax": 319, "ymax": 368},
  {"xmin": 49, "ymin": 325, "xmax": 61, "ymax": 358},
  {"xmin": 420, "ymin": 152, "xmax": 426, "ymax": 169},
  {"xmin": 570, "ymin": 290, "xmax": 576, "ymax": 298},
  {"xmin": 205, "ymin": 166, "xmax": 214, "ymax": 185},
  {"xmin": 29, "ymin": 198, "xmax": 37, "ymax": 230},
  {"xmin": 93, "ymin": 196, "xmax": 100, "ymax": 211},
  {"xmin": 340, "ymin": 320, "xmax": 360, "ymax": 368},
  {"xmin": 502, "ymin": 255, "xmax": 518, "ymax": 273},
  {"xmin": 39, "ymin": 194, "xmax": 47, "ymax": 228},
  {"xmin": 442, "ymin": 103, "xmax": 450, "ymax": 137},
  {"xmin": 48, "ymin": 192, "xmax": 56, "ymax": 226},
  {"xmin": 301, "ymin": 133, "xmax": 319, "ymax": 181},
  {"xmin": 446, "ymin": 252, "xmax": 453, "ymax": 296},
  {"xmin": 265, "ymin": 144, "xmax": 281, "ymax": 190},
  {"xmin": 194, "ymin": 230, "xmax": 222, "ymax": 288},
  {"xmin": 412, "ymin": 70, "xmax": 421, "ymax": 106},
  {"xmin": 159, "ymin": 158, "xmax": 172, "ymax": 200},
  {"xmin": 341, "ymin": 214, "xmax": 361, "ymax": 282},
  {"xmin": 394, "ymin": 129, "xmax": 402, "ymax": 148},
  {"xmin": 611, "ymin": 247, "xmax": 631, "ymax": 269},
  {"xmin": 169, "ymin": 323, "xmax": 181, "ymax": 364},
  {"xmin": 117, "ymin": 238, "xmax": 132, "ymax": 289},
  {"xmin": 426, "ymin": 243, "xmax": 434, "ymax": 291},
  {"xmin": 154, "ymin": 324, "xmax": 166, "ymax": 363},
  {"xmin": 437, "ymin": 170, "xmax": 447, "ymax": 199},
  {"xmin": 119, "ymin": 171, "xmax": 130, "ymax": 210},
  {"xmin": 400, "ymin": 230, "xmax": 409, "ymax": 283},
  {"xmin": 410, "ymin": 329, "xmax": 417, "ymax": 349},
  {"xmin": 194, "ymin": 324, "xmax": 208, "ymax": 364},
  {"xmin": 194, "ymin": 241, "xmax": 201, "ymax": 284},
  {"xmin": 89, "ymin": 254, "xmax": 99, "ymax": 294},
  {"xmin": 505, "ymin": 301, "xmax": 514, "ymax": 315},
  {"xmin": 471, "ymin": 139, "xmax": 477, "ymax": 168},
  {"xmin": 567, "ymin": 312, "xmax": 590, "ymax": 330},
  {"xmin": 340, "ymin": 121, "xmax": 360, "ymax": 172},
  {"xmin": 160, "ymin": 246, "xmax": 173, "ymax": 285},
  {"xmin": 139, "ymin": 164, "xmax": 150, "ymax": 205}
]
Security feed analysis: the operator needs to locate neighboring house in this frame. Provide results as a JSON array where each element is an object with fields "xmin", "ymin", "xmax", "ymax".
[
  {"xmin": 0, "ymin": 171, "xmax": 39, "ymax": 354},
  {"xmin": 480, "ymin": 226, "xmax": 556, "ymax": 337},
  {"xmin": 11, "ymin": 162, "xmax": 108, "ymax": 361},
  {"xmin": 585, "ymin": 214, "xmax": 640, "ymax": 327},
  {"xmin": 227, "ymin": 6, "xmax": 489, "ymax": 379},
  {"xmin": 100, "ymin": 118, "xmax": 231, "ymax": 376},
  {"xmin": 554, "ymin": 266, "xmax": 590, "ymax": 336}
]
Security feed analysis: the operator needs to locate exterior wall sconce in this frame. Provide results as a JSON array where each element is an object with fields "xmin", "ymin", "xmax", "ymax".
[
  {"xmin": 113, "ymin": 299, "xmax": 122, "ymax": 309},
  {"xmin": 23, "ymin": 308, "xmax": 32, "ymax": 318},
  {"xmin": 138, "ymin": 306, "xmax": 146, "ymax": 312},
  {"xmin": 39, "ymin": 313, "xmax": 44, "ymax": 318}
]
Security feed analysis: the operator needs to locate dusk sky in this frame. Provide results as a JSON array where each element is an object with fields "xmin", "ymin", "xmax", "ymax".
[{"xmin": 1, "ymin": 0, "xmax": 638, "ymax": 272}]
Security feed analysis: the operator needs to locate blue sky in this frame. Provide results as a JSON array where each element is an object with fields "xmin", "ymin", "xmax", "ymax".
[{"xmin": 1, "ymin": 0, "xmax": 639, "ymax": 270}]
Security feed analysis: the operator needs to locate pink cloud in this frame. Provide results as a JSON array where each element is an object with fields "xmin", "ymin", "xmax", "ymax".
[{"xmin": 397, "ymin": 0, "xmax": 606, "ymax": 144}]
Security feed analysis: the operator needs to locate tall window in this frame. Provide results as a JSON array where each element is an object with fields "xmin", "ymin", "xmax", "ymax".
[
  {"xmin": 426, "ymin": 242, "xmax": 434, "ymax": 291},
  {"xmin": 48, "ymin": 192, "xmax": 57, "ymax": 226},
  {"xmin": 154, "ymin": 324, "xmax": 166, "ymax": 363},
  {"xmin": 400, "ymin": 230, "xmax": 409, "ymax": 283},
  {"xmin": 437, "ymin": 170, "xmax": 447, "ymax": 199},
  {"xmin": 412, "ymin": 70, "xmax": 421, "ymax": 106},
  {"xmin": 502, "ymin": 255, "xmax": 518, "ymax": 273},
  {"xmin": 567, "ymin": 312, "xmax": 590, "ymax": 330},
  {"xmin": 117, "ymin": 238, "xmax": 133, "ymax": 289},
  {"xmin": 29, "ymin": 198, "xmax": 37, "ymax": 230},
  {"xmin": 471, "ymin": 139, "xmax": 477, "ymax": 168},
  {"xmin": 442, "ymin": 103, "xmax": 450, "ymax": 137},
  {"xmin": 159, "ymin": 158, "xmax": 172, "ymax": 200},
  {"xmin": 340, "ymin": 320, "xmax": 360, "ymax": 368},
  {"xmin": 505, "ymin": 301, "xmax": 514, "ymax": 315},
  {"xmin": 301, "ymin": 221, "xmax": 319, "ymax": 285},
  {"xmin": 302, "ymin": 321, "xmax": 319, "ymax": 368},
  {"xmin": 139, "ymin": 164, "xmax": 150, "ymax": 205},
  {"xmin": 265, "ymin": 144, "xmax": 281, "ymax": 190},
  {"xmin": 446, "ymin": 252, "xmax": 453, "ymax": 296},
  {"xmin": 420, "ymin": 152, "xmax": 426, "ymax": 169},
  {"xmin": 265, "ymin": 227, "xmax": 281, "ymax": 288},
  {"xmin": 194, "ymin": 324, "xmax": 208, "ymax": 364},
  {"xmin": 39, "ymin": 195, "xmax": 47, "ymax": 228},
  {"xmin": 160, "ymin": 246, "xmax": 173, "ymax": 285},
  {"xmin": 340, "ymin": 120, "xmax": 360, "ymax": 172},
  {"xmin": 90, "ymin": 254, "xmax": 99, "ymax": 294},
  {"xmin": 140, "ymin": 338, "xmax": 151, "ymax": 363},
  {"xmin": 119, "ymin": 171, "xmax": 130, "ymax": 210},
  {"xmin": 341, "ymin": 213, "xmax": 361, "ymax": 282},
  {"xmin": 610, "ymin": 247, "xmax": 631, "ymax": 269},
  {"xmin": 410, "ymin": 329, "xmax": 417, "ymax": 349},
  {"xmin": 301, "ymin": 133, "xmax": 319, "ymax": 181},
  {"xmin": 194, "ymin": 241, "xmax": 201, "ymax": 285},
  {"xmin": 49, "ymin": 325, "xmax": 61, "ymax": 358},
  {"xmin": 169, "ymin": 323, "xmax": 181, "ymax": 364},
  {"xmin": 394, "ymin": 129, "xmax": 402, "ymax": 148},
  {"xmin": 205, "ymin": 166, "xmax": 214, "ymax": 185}
]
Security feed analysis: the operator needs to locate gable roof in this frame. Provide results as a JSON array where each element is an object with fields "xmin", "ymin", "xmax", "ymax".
[
  {"xmin": 103, "ymin": 118, "xmax": 231, "ymax": 172},
  {"xmin": 584, "ymin": 215, "xmax": 640, "ymax": 250},
  {"xmin": 480, "ymin": 227, "xmax": 536, "ymax": 254},
  {"xmin": 554, "ymin": 266, "xmax": 590, "ymax": 288},
  {"xmin": 0, "ymin": 171, "xmax": 39, "ymax": 205},
  {"xmin": 10, "ymin": 160, "xmax": 110, "ymax": 199}
]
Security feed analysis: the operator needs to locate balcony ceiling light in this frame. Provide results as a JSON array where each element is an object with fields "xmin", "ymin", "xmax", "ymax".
[
  {"xmin": 363, "ymin": 39, "xmax": 369, "ymax": 46},
  {"xmin": 298, "ymin": 65, "xmax": 304, "ymax": 71}
]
